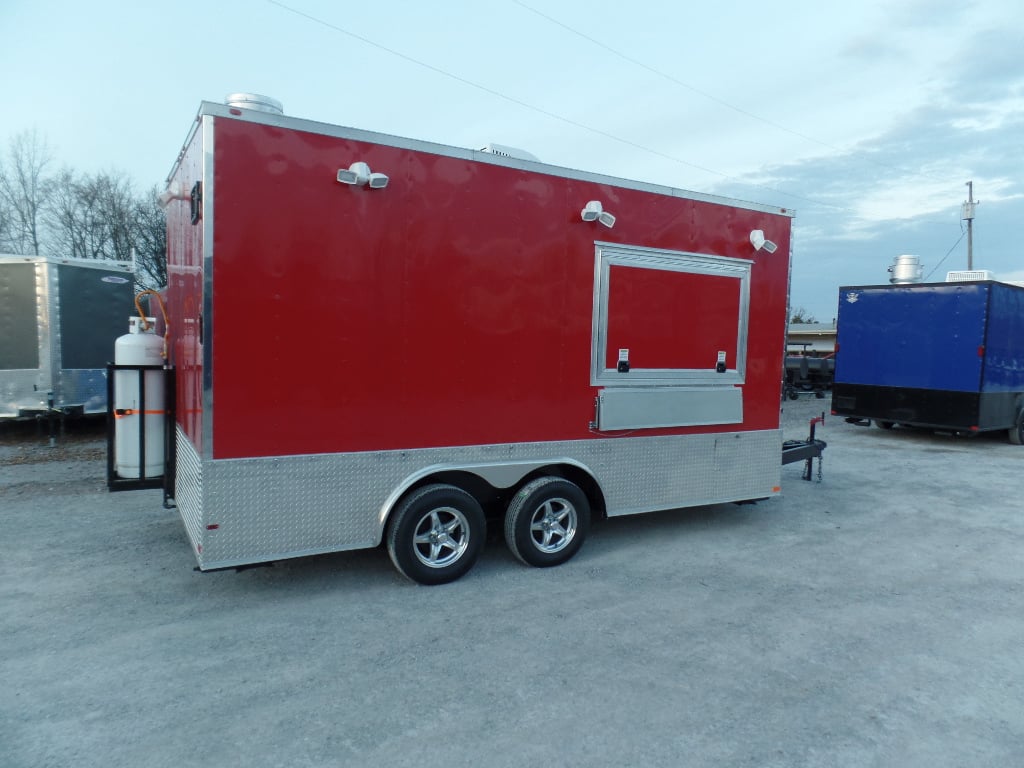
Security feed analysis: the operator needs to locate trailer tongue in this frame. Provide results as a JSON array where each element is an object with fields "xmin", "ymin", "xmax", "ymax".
[{"xmin": 108, "ymin": 94, "xmax": 823, "ymax": 584}]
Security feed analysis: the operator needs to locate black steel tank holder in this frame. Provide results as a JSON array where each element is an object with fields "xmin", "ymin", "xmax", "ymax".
[{"xmin": 106, "ymin": 363, "xmax": 175, "ymax": 497}]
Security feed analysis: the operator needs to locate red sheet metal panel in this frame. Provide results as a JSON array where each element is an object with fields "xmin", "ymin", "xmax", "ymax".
[
  {"xmin": 165, "ymin": 125, "xmax": 205, "ymax": 452},
  {"xmin": 605, "ymin": 267, "xmax": 741, "ymax": 371},
  {"xmin": 204, "ymin": 117, "xmax": 790, "ymax": 459}
]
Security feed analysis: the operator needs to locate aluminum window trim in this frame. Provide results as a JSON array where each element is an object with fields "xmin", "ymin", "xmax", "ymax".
[{"xmin": 590, "ymin": 242, "xmax": 751, "ymax": 387}]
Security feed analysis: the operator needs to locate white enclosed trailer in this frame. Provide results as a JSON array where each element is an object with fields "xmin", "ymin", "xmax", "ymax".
[{"xmin": 0, "ymin": 255, "xmax": 134, "ymax": 419}]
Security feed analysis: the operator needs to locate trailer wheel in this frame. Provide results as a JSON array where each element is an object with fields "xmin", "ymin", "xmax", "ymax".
[
  {"xmin": 504, "ymin": 477, "xmax": 591, "ymax": 568},
  {"xmin": 1009, "ymin": 410, "xmax": 1024, "ymax": 445},
  {"xmin": 875, "ymin": 420, "xmax": 895, "ymax": 430},
  {"xmin": 386, "ymin": 484, "xmax": 486, "ymax": 585}
]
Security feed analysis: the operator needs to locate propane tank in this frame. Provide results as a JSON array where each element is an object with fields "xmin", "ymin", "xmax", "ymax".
[{"xmin": 113, "ymin": 316, "xmax": 165, "ymax": 479}]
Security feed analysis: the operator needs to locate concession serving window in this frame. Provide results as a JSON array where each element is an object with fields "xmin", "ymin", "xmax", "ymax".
[{"xmin": 590, "ymin": 243, "xmax": 752, "ymax": 430}]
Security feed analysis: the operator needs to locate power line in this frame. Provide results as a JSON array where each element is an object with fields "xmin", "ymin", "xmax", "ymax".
[
  {"xmin": 923, "ymin": 229, "xmax": 967, "ymax": 280},
  {"xmin": 511, "ymin": 0, "xmax": 953, "ymax": 187},
  {"xmin": 266, "ymin": 0, "xmax": 850, "ymax": 212}
]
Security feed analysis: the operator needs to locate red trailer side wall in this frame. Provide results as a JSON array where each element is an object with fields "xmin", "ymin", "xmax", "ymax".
[
  {"xmin": 208, "ymin": 118, "xmax": 790, "ymax": 459},
  {"xmin": 165, "ymin": 126, "xmax": 205, "ymax": 452}
]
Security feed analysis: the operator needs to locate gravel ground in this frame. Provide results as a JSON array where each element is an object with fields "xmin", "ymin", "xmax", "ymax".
[{"xmin": 1, "ymin": 399, "xmax": 1022, "ymax": 768}]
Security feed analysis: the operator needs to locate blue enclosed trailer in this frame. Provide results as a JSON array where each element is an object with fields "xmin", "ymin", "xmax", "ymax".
[{"xmin": 831, "ymin": 280, "xmax": 1024, "ymax": 443}]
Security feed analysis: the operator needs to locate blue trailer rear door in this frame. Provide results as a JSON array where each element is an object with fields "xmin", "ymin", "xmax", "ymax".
[{"xmin": 835, "ymin": 283, "xmax": 987, "ymax": 392}]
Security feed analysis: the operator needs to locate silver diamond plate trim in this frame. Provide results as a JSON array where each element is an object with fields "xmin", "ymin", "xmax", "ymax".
[
  {"xmin": 186, "ymin": 429, "xmax": 780, "ymax": 570},
  {"xmin": 175, "ymin": 426, "xmax": 204, "ymax": 557}
]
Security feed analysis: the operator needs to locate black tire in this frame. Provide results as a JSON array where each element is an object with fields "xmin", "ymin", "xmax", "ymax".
[
  {"xmin": 504, "ymin": 477, "xmax": 591, "ymax": 568},
  {"xmin": 386, "ymin": 484, "xmax": 485, "ymax": 585},
  {"xmin": 1009, "ymin": 410, "xmax": 1024, "ymax": 445},
  {"xmin": 875, "ymin": 420, "xmax": 895, "ymax": 430}
]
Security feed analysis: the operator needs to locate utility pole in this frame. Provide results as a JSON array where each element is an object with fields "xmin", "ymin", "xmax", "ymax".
[{"xmin": 961, "ymin": 181, "xmax": 977, "ymax": 271}]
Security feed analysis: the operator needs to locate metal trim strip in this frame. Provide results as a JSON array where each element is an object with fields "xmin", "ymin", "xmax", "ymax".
[
  {"xmin": 201, "ymin": 115, "xmax": 215, "ymax": 461},
  {"xmin": 590, "ymin": 242, "xmax": 751, "ymax": 387}
]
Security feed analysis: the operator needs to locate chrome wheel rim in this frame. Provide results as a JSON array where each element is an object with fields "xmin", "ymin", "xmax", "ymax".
[
  {"xmin": 529, "ymin": 497, "xmax": 577, "ymax": 553},
  {"xmin": 413, "ymin": 507, "xmax": 470, "ymax": 568}
]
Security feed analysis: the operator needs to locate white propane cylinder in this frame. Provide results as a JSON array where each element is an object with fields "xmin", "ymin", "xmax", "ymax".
[{"xmin": 114, "ymin": 316, "xmax": 165, "ymax": 479}]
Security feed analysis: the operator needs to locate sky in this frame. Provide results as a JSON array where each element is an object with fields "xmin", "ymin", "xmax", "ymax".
[{"xmin": 2, "ymin": 0, "xmax": 1022, "ymax": 322}]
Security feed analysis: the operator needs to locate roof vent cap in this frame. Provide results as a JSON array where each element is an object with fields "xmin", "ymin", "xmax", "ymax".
[
  {"xmin": 888, "ymin": 254, "xmax": 923, "ymax": 284},
  {"xmin": 225, "ymin": 93, "xmax": 283, "ymax": 115}
]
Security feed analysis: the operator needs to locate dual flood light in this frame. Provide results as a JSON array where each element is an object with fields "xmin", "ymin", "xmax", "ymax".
[
  {"xmin": 337, "ymin": 162, "xmax": 389, "ymax": 189},
  {"xmin": 749, "ymin": 229, "xmax": 778, "ymax": 253},
  {"xmin": 581, "ymin": 200, "xmax": 616, "ymax": 228}
]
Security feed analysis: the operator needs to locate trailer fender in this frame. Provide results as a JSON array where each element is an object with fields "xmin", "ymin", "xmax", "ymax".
[{"xmin": 377, "ymin": 459, "xmax": 604, "ymax": 529}]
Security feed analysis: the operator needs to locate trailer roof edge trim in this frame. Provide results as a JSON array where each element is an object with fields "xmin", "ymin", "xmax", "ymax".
[
  {"xmin": 839, "ymin": 280, "xmax": 1024, "ymax": 291},
  {"xmin": 165, "ymin": 101, "xmax": 793, "ymax": 218}
]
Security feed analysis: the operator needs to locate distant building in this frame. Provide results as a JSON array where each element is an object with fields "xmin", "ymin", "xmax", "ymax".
[{"xmin": 787, "ymin": 322, "xmax": 836, "ymax": 355}]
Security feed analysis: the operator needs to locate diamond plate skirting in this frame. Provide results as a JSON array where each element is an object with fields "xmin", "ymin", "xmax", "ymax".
[
  {"xmin": 175, "ymin": 427, "xmax": 205, "ymax": 557},
  {"xmin": 177, "ymin": 429, "xmax": 781, "ymax": 570}
]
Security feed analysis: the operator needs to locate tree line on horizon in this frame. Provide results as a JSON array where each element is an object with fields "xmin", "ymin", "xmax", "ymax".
[{"xmin": 0, "ymin": 129, "xmax": 166, "ymax": 289}]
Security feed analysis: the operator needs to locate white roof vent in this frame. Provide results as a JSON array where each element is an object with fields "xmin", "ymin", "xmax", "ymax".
[
  {"xmin": 946, "ymin": 270, "xmax": 994, "ymax": 282},
  {"xmin": 479, "ymin": 143, "xmax": 539, "ymax": 162},
  {"xmin": 225, "ymin": 93, "xmax": 284, "ymax": 115}
]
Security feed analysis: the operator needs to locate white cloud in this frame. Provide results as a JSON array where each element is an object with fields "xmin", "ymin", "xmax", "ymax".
[{"xmin": 951, "ymin": 95, "xmax": 1024, "ymax": 132}]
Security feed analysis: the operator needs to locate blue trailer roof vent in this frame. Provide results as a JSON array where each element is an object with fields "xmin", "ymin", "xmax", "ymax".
[{"xmin": 888, "ymin": 254, "xmax": 923, "ymax": 284}]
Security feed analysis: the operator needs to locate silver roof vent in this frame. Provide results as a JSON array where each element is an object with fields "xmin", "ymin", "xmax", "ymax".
[
  {"xmin": 225, "ymin": 93, "xmax": 284, "ymax": 115},
  {"xmin": 479, "ymin": 143, "xmax": 539, "ymax": 162},
  {"xmin": 888, "ymin": 254, "xmax": 923, "ymax": 284}
]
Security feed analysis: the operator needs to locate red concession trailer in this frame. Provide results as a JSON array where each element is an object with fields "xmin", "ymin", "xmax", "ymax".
[{"xmin": 156, "ymin": 96, "xmax": 797, "ymax": 584}]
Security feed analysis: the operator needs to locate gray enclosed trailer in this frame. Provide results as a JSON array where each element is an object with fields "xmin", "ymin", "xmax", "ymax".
[{"xmin": 0, "ymin": 255, "xmax": 135, "ymax": 418}]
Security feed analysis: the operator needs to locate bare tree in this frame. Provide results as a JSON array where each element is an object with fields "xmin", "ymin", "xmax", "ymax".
[
  {"xmin": 0, "ymin": 129, "xmax": 53, "ymax": 254},
  {"xmin": 44, "ymin": 169, "xmax": 140, "ymax": 262},
  {"xmin": 132, "ymin": 186, "xmax": 167, "ymax": 289},
  {"xmin": 45, "ymin": 168, "xmax": 91, "ymax": 259},
  {"xmin": 790, "ymin": 307, "xmax": 818, "ymax": 324},
  {"xmin": 0, "ymin": 173, "xmax": 12, "ymax": 251},
  {"xmin": 3, "ymin": 127, "xmax": 166, "ymax": 286}
]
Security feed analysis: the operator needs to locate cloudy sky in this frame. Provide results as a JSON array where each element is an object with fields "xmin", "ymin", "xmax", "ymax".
[{"xmin": 2, "ymin": 0, "xmax": 1022, "ymax": 321}]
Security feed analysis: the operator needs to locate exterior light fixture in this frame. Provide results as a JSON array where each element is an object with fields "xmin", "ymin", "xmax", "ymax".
[
  {"xmin": 157, "ymin": 180, "xmax": 190, "ymax": 209},
  {"xmin": 750, "ymin": 229, "xmax": 777, "ymax": 253},
  {"xmin": 581, "ymin": 200, "xmax": 616, "ymax": 228},
  {"xmin": 337, "ymin": 161, "xmax": 389, "ymax": 189}
]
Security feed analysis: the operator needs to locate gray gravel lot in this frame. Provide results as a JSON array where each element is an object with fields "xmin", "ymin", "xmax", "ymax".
[{"xmin": 2, "ymin": 400, "xmax": 1022, "ymax": 768}]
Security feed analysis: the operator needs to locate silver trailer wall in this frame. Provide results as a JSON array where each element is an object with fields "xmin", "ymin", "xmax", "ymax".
[{"xmin": 0, "ymin": 255, "xmax": 135, "ymax": 418}]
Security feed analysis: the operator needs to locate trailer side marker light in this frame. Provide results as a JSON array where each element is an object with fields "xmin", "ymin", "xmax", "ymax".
[
  {"xmin": 206, "ymin": 524, "xmax": 220, "ymax": 530},
  {"xmin": 970, "ymin": 426, "xmax": 979, "ymax": 432},
  {"xmin": 978, "ymin": 345, "xmax": 985, "ymax": 357},
  {"xmin": 772, "ymin": 486, "xmax": 781, "ymax": 493}
]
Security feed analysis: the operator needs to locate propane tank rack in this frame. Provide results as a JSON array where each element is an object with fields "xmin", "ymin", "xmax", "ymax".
[{"xmin": 106, "ymin": 363, "xmax": 175, "ymax": 499}]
